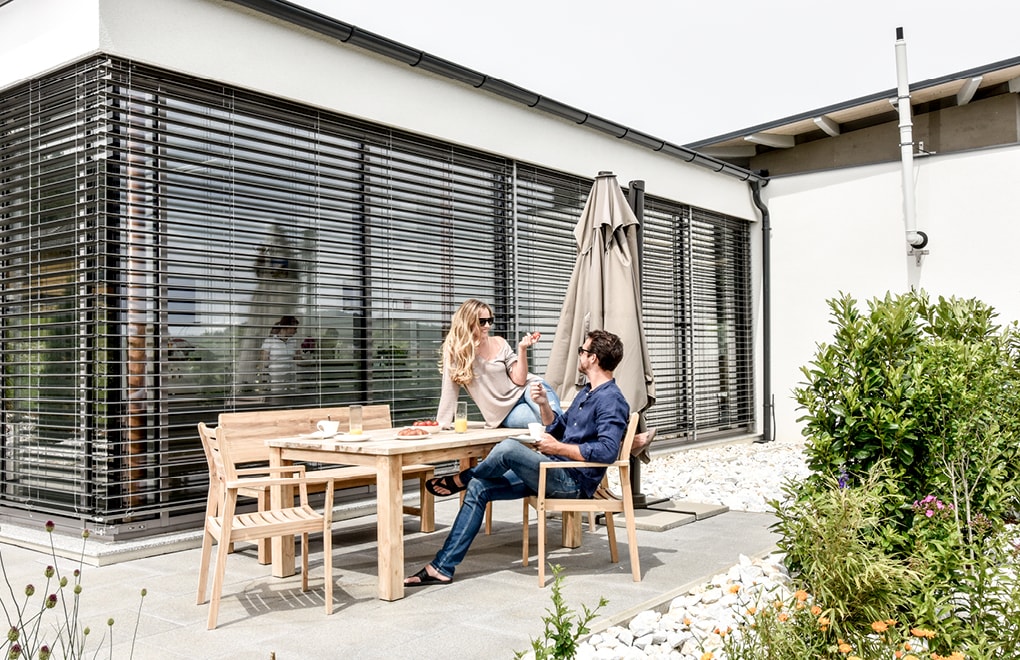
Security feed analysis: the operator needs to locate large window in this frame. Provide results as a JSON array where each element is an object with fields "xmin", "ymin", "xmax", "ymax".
[{"xmin": 0, "ymin": 57, "xmax": 753, "ymax": 537}]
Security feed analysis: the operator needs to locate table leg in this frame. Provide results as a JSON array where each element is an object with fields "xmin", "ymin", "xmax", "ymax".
[
  {"xmin": 561, "ymin": 511, "xmax": 583, "ymax": 548},
  {"xmin": 269, "ymin": 448, "xmax": 296, "ymax": 578},
  {"xmin": 377, "ymin": 455, "xmax": 404, "ymax": 601}
]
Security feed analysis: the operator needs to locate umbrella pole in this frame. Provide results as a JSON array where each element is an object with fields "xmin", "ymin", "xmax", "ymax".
[
  {"xmin": 630, "ymin": 419, "xmax": 668, "ymax": 508},
  {"xmin": 625, "ymin": 179, "xmax": 667, "ymax": 509}
]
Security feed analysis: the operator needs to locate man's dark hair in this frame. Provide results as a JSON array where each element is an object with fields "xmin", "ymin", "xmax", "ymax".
[{"xmin": 587, "ymin": 329, "xmax": 624, "ymax": 371}]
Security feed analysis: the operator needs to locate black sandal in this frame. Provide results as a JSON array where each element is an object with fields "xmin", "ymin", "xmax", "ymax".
[
  {"xmin": 404, "ymin": 566, "xmax": 452, "ymax": 587},
  {"xmin": 425, "ymin": 474, "xmax": 466, "ymax": 497}
]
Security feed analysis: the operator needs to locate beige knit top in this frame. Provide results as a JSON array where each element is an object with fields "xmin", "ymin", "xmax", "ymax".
[{"xmin": 435, "ymin": 337, "xmax": 540, "ymax": 428}]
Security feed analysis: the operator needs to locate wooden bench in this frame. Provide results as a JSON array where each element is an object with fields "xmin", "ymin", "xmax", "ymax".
[{"xmin": 214, "ymin": 405, "xmax": 435, "ymax": 564}]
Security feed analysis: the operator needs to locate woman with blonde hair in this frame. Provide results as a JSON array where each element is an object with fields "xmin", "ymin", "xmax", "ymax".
[{"xmin": 435, "ymin": 299, "xmax": 562, "ymax": 429}]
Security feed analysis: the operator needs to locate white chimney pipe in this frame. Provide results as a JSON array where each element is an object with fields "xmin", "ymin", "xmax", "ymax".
[{"xmin": 895, "ymin": 27, "xmax": 928, "ymax": 249}]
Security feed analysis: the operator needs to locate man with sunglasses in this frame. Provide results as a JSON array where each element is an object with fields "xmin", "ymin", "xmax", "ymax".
[{"xmin": 406, "ymin": 329, "xmax": 629, "ymax": 587}]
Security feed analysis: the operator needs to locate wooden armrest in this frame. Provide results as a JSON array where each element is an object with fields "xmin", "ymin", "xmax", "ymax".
[
  {"xmin": 225, "ymin": 475, "xmax": 329, "ymax": 490},
  {"xmin": 234, "ymin": 465, "xmax": 307, "ymax": 477},
  {"xmin": 539, "ymin": 460, "xmax": 611, "ymax": 471}
]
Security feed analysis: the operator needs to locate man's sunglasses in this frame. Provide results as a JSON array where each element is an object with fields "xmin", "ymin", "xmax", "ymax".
[
  {"xmin": 478, "ymin": 317, "xmax": 495, "ymax": 326},
  {"xmin": 577, "ymin": 346, "xmax": 595, "ymax": 356}
]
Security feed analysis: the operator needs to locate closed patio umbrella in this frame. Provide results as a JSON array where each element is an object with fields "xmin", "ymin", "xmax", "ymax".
[{"xmin": 545, "ymin": 172, "xmax": 655, "ymax": 419}]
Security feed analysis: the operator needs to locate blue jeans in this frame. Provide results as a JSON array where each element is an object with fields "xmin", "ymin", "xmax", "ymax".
[
  {"xmin": 429, "ymin": 438, "xmax": 583, "ymax": 578},
  {"xmin": 501, "ymin": 380, "xmax": 563, "ymax": 428}
]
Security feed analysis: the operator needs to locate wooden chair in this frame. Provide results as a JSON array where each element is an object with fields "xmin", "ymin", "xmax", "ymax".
[
  {"xmin": 522, "ymin": 412, "xmax": 641, "ymax": 586},
  {"xmin": 215, "ymin": 405, "xmax": 435, "ymax": 564},
  {"xmin": 196, "ymin": 422, "xmax": 335, "ymax": 629}
]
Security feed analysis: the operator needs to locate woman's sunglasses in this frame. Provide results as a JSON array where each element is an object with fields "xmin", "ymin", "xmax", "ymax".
[{"xmin": 478, "ymin": 317, "xmax": 495, "ymax": 326}]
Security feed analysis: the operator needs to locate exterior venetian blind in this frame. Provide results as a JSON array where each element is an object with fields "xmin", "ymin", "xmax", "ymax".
[
  {"xmin": 642, "ymin": 199, "xmax": 755, "ymax": 439},
  {"xmin": 0, "ymin": 56, "xmax": 753, "ymax": 537},
  {"xmin": 514, "ymin": 167, "xmax": 755, "ymax": 445}
]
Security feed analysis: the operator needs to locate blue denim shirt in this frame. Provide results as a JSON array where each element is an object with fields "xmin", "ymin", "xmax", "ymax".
[{"xmin": 545, "ymin": 379, "xmax": 630, "ymax": 497}]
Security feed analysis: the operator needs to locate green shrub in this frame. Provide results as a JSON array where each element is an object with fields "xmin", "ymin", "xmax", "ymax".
[
  {"xmin": 794, "ymin": 291, "xmax": 1020, "ymax": 543},
  {"xmin": 771, "ymin": 463, "xmax": 918, "ymax": 637},
  {"xmin": 781, "ymin": 290, "xmax": 1020, "ymax": 657}
]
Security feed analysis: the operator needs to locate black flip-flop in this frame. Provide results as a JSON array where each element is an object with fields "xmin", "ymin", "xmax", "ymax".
[
  {"xmin": 404, "ymin": 566, "xmax": 453, "ymax": 587},
  {"xmin": 425, "ymin": 474, "xmax": 466, "ymax": 497}
]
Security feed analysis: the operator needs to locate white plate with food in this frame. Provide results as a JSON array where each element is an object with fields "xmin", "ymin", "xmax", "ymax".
[{"xmin": 394, "ymin": 426, "xmax": 433, "ymax": 440}]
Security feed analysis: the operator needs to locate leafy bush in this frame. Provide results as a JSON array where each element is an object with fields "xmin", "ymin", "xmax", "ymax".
[
  {"xmin": 771, "ymin": 463, "xmax": 918, "ymax": 637},
  {"xmin": 775, "ymin": 290, "xmax": 1020, "ymax": 657},
  {"xmin": 794, "ymin": 291, "xmax": 1020, "ymax": 543}
]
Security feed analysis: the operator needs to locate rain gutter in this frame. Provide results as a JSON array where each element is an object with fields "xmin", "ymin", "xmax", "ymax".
[
  {"xmin": 226, "ymin": 0, "xmax": 767, "ymax": 185},
  {"xmin": 750, "ymin": 174, "xmax": 772, "ymax": 444}
]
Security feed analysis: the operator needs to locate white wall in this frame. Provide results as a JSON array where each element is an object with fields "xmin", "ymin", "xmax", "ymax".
[
  {"xmin": 0, "ymin": 0, "xmax": 756, "ymax": 213},
  {"xmin": 91, "ymin": 0, "xmax": 755, "ymax": 218},
  {"xmin": 764, "ymin": 144, "xmax": 1020, "ymax": 441}
]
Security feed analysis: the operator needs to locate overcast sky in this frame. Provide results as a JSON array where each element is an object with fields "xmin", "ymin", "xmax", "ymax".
[{"xmin": 293, "ymin": 0, "xmax": 1020, "ymax": 146}]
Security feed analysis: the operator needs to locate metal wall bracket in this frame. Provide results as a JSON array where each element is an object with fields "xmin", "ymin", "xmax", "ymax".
[{"xmin": 908, "ymin": 248, "xmax": 929, "ymax": 266}]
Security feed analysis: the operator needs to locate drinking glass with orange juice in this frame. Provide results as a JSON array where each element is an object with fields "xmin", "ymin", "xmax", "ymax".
[{"xmin": 454, "ymin": 402, "xmax": 468, "ymax": 433}]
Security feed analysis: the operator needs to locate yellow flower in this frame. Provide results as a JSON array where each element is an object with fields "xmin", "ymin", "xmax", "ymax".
[
  {"xmin": 810, "ymin": 605, "xmax": 822, "ymax": 616},
  {"xmin": 728, "ymin": 584, "xmax": 740, "ymax": 594},
  {"xmin": 777, "ymin": 612, "xmax": 789, "ymax": 622},
  {"xmin": 746, "ymin": 606, "xmax": 757, "ymax": 615},
  {"xmin": 910, "ymin": 627, "xmax": 936, "ymax": 639},
  {"xmin": 794, "ymin": 589, "xmax": 809, "ymax": 602},
  {"xmin": 700, "ymin": 653, "xmax": 713, "ymax": 660},
  {"xmin": 817, "ymin": 616, "xmax": 830, "ymax": 631},
  {"xmin": 903, "ymin": 656, "xmax": 919, "ymax": 660},
  {"xmin": 871, "ymin": 620, "xmax": 889, "ymax": 633},
  {"xmin": 838, "ymin": 641, "xmax": 853, "ymax": 654},
  {"xmin": 773, "ymin": 600, "xmax": 783, "ymax": 610}
]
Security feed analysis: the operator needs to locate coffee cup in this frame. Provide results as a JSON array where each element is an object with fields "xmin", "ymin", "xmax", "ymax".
[
  {"xmin": 317, "ymin": 420, "xmax": 340, "ymax": 437},
  {"xmin": 528, "ymin": 422, "xmax": 545, "ymax": 441}
]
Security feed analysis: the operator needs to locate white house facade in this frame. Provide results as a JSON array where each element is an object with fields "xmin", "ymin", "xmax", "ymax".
[{"xmin": 0, "ymin": 0, "xmax": 766, "ymax": 539}]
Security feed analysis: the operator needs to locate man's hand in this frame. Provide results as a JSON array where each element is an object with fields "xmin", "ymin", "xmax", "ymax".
[
  {"xmin": 533, "ymin": 434, "xmax": 558, "ymax": 455},
  {"xmin": 535, "ymin": 434, "xmax": 583, "ymax": 461}
]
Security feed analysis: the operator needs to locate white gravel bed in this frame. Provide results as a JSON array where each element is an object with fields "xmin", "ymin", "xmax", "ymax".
[{"xmin": 576, "ymin": 437, "xmax": 810, "ymax": 659}]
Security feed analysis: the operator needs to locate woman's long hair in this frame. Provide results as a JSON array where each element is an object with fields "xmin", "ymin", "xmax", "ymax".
[{"xmin": 441, "ymin": 299, "xmax": 492, "ymax": 386}]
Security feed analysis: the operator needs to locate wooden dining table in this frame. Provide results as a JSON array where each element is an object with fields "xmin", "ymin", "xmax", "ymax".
[{"xmin": 267, "ymin": 424, "xmax": 525, "ymax": 601}]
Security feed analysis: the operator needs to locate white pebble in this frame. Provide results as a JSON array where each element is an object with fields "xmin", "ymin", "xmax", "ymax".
[{"xmin": 580, "ymin": 439, "xmax": 806, "ymax": 660}]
